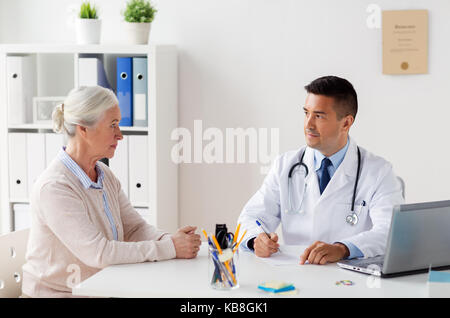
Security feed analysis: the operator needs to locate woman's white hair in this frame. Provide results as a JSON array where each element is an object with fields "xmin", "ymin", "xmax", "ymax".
[{"xmin": 52, "ymin": 86, "xmax": 118, "ymax": 137}]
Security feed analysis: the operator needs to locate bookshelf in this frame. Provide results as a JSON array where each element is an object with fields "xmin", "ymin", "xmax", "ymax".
[
  {"xmin": 0, "ymin": 43, "xmax": 178, "ymax": 234},
  {"xmin": 8, "ymin": 123, "xmax": 148, "ymax": 132}
]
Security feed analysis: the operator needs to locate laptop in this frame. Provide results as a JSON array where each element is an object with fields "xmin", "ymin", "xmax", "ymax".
[{"xmin": 337, "ymin": 200, "xmax": 450, "ymax": 277}]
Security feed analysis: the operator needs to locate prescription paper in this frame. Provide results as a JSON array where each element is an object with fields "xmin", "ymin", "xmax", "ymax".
[{"xmin": 258, "ymin": 250, "xmax": 300, "ymax": 266}]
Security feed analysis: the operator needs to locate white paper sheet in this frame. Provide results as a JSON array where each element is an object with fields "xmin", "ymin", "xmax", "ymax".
[{"xmin": 259, "ymin": 250, "xmax": 300, "ymax": 266}]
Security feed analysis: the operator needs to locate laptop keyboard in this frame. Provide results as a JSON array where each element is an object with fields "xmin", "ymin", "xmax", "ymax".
[{"xmin": 349, "ymin": 255, "xmax": 385, "ymax": 268}]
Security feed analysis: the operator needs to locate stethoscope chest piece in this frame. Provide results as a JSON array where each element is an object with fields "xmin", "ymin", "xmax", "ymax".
[{"xmin": 346, "ymin": 213, "xmax": 358, "ymax": 226}]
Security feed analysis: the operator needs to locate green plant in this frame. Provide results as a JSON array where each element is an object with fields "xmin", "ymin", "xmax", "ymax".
[
  {"xmin": 79, "ymin": 2, "xmax": 98, "ymax": 19},
  {"xmin": 123, "ymin": 0, "xmax": 157, "ymax": 23}
]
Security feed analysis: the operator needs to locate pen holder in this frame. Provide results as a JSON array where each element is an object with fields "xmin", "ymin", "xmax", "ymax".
[{"xmin": 208, "ymin": 247, "xmax": 239, "ymax": 290}]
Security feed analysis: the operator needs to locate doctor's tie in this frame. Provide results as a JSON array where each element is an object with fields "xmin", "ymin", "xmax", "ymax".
[{"xmin": 319, "ymin": 158, "xmax": 332, "ymax": 194}]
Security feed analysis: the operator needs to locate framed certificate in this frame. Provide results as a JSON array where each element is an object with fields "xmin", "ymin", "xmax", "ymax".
[{"xmin": 382, "ymin": 10, "xmax": 428, "ymax": 74}]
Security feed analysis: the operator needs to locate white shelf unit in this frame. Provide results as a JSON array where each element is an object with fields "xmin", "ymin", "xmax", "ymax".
[
  {"xmin": 8, "ymin": 123, "xmax": 149, "ymax": 132},
  {"xmin": 0, "ymin": 44, "xmax": 178, "ymax": 234}
]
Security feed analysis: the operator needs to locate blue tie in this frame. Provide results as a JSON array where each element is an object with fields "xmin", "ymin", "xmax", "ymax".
[{"xmin": 319, "ymin": 158, "xmax": 332, "ymax": 195}]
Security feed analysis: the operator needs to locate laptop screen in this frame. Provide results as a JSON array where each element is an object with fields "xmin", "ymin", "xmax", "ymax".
[{"xmin": 383, "ymin": 200, "xmax": 450, "ymax": 274}]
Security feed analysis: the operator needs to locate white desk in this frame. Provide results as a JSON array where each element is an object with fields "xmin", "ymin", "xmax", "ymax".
[{"xmin": 72, "ymin": 244, "xmax": 436, "ymax": 298}]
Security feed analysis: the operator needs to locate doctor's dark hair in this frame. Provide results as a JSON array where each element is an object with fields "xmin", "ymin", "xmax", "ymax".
[{"xmin": 304, "ymin": 76, "xmax": 358, "ymax": 120}]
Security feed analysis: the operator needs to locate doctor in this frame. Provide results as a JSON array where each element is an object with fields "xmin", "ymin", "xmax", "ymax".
[{"xmin": 237, "ymin": 75, "xmax": 404, "ymax": 265}]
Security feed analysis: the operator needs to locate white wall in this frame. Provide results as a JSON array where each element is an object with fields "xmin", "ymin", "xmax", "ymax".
[{"xmin": 1, "ymin": 0, "xmax": 450, "ymax": 236}]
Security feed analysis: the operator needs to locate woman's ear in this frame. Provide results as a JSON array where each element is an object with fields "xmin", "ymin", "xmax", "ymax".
[{"xmin": 76, "ymin": 125, "xmax": 88, "ymax": 139}]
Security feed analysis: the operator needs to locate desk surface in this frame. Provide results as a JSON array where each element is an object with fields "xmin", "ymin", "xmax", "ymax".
[{"xmin": 72, "ymin": 244, "xmax": 436, "ymax": 298}]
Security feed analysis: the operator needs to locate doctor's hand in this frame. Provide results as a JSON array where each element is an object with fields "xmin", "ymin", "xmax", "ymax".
[
  {"xmin": 299, "ymin": 241, "xmax": 349, "ymax": 265},
  {"xmin": 171, "ymin": 226, "xmax": 202, "ymax": 259},
  {"xmin": 254, "ymin": 233, "xmax": 280, "ymax": 258}
]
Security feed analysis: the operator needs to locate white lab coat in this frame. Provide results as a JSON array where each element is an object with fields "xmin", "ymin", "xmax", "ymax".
[{"xmin": 237, "ymin": 137, "xmax": 404, "ymax": 258}]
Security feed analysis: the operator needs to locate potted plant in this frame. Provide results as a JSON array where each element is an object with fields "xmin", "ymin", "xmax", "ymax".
[
  {"xmin": 123, "ymin": 0, "xmax": 157, "ymax": 44},
  {"xmin": 75, "ymin": 2, "xmax": 101, "ymax": 44}
]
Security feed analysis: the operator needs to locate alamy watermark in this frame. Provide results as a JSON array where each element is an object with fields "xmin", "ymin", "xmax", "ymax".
[
  {"xmin": 66, "ymin": 264, "xmax": 81, "ymax": 289},
  {"xmin": 366, "ymin": 264, "xmax": 381, "ymax": 289},
  {"xmin": 366, "ymin": 3, "xmax": 381, "ymax": 29},
  {"xmin": 171, "ymin": 120, "xmax": 280, "ymax": 174}
]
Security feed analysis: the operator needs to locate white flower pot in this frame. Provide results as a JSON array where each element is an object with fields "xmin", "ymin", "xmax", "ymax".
[
  {"xmin": 124, "ymin": 22, "xmax": 151, "ymax": 45},
  {"xmin": 75, "ymin": 18, "xmax": 102, "ymax": 44}
]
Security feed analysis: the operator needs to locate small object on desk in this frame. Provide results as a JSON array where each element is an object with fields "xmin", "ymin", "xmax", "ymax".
[
  {"xmin": 335, "ymin": 280, "xmax": 355, "ymax": 286},
  {"xmin": 210, "ymin": 233, "xmax": 238, "ymax": 288},
  {"xmin": 428, "ymin": 270, "xmax": 450, "ymax": 298},
  {"xmin": 258, "ymin": 281, "xmax": 296, "ymax": 293},
  {"xmin": 206, "ymin": 224, "xmax": 246, "ymax": 290}
]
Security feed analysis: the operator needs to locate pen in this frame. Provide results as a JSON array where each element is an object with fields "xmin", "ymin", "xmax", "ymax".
[
  {"xmin": 202, "ymin": 230, "xmax": 228, "ymax": 284},
  {"xmin": 211, "ymin": 234, "xmax": 237, "ymax": 285},
  {"xmin": 209, "ymin": 237, "xmax": 234, "ymax": 287},
  {"xmin": 256, "ymin": 219, "xmax": 281, "ymax": 253},
  {"xmin": 201, "ymin": 229, "xmax": 209, "ymax": 241},
  {"xmin": 233, "ymin": 223, "xmax": 241, "ymax": 245},
  {"xmin": 232, "ymin": 229, "xmax": 247, "ymax": 253},
  {"xmin": 207, "ymin": 236, "xmax": 232, "ymax": 285},
  {"xmin": 211, "ymin": 234, "xmax": 223, "ymax": 255},
  {"xmin": 358, "ymin": 200, "xmax": 366, "ymax": 214},
  {"xmin": 255, "ymin": 219, "xmax": 270, "ymax": 237}
]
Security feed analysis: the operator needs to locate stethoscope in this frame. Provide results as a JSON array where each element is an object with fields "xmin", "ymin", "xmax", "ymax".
[{"xmin": 285, "ymin": 146, "xmax": 364, "ymax": 226}]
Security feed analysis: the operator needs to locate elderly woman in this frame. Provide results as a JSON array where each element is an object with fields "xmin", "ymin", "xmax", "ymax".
[{"xmin": 22, "ymin": 86, "xmax": 201, "ymax": 298}]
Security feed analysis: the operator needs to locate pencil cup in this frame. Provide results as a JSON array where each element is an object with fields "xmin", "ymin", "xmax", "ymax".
[{"xmin": 208, "ymin": 247, "xmax": 239, "ymax": 290}]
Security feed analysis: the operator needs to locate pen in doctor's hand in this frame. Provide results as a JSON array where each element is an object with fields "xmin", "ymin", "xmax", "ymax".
[
  {"xmin": 255, "ymin": 220, "xmax": 270, "ymax": 238},
  {"xmin": 256, "ymin": 220, "xmax": 281, "ymax": 253}
]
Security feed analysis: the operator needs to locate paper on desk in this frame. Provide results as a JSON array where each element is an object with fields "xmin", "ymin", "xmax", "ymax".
[{"xmin": 258, "ymin": 250, "xmax": 300, "ymax": 266}]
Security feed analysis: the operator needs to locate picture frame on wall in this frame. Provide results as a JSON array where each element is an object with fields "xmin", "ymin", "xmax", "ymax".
[{"xmin": 32, "ymin": 96, "xmax": 65, "ymax": 124}]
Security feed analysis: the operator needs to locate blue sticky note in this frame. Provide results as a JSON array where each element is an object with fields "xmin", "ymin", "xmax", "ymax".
[
  {"xmin": 258, "ymin": 281, "xmax": 295, "ymax": 293},
  {"xmin": 429, "ymin": 271, "xmax": 450, "ymax": 283},
  {"xmin": 258, "ymin": 285, "xmax": 296, "ymax": 293}
]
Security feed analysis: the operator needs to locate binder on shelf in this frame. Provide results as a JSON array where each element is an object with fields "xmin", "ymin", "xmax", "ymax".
[
  {"xmin": 116, "ymin": 57, "xmax": 133, "ymax": 126},
  {"xmin": 78, "ymin": 57, "xmax": 112, "ymax": 89},
  {"xmin": 45, "ymin": 133, "xmax": 65, "ymax": 167},
  {"xmin": 132, "ymin": 57, "xmax": 148, "ymax": 127},
  {"xmin": 8, "ymin": 133, "xmax": 28, "ymax": 201},
  {"xmin": 108, "ymin": 136, "xmax": 129, "ymax": 197},
  {"xmin": 7, "ymin": 55, "xmax": 37, "ymax": 125},
  {"xmin": 129, "ymin": 135, "xmax": 149, "ymax": 206},
  {"xmin": 13, "ymin": 204, "xmax": 31, "ymax": 231},
  {"xmin": 26, "ymin": 133, "xmax": 46, "ymax": 196}
]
